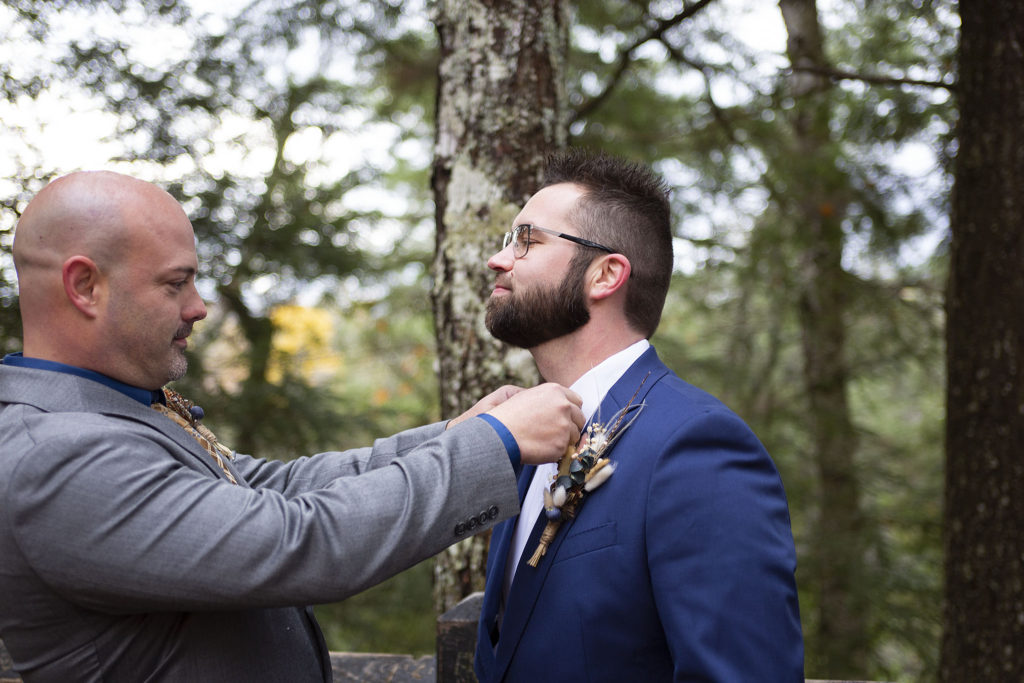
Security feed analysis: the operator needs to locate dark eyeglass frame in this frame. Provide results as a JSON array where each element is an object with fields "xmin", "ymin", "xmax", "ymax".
[{"xmin": 502, "ymin": 224, "xmax": 615, "ymax": 259}]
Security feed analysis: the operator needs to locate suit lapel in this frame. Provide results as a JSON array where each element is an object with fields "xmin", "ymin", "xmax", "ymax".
[
  {"xmin": 477, "ymin": 462, "xmax": 536, "ymax": 676},
  {"xmin": 109, "ymin": 389, "xmax": 244, "ymax": 485},
  {"xmin": 492, "ymin": 347, "xmax": 669, "ymax": 680},
  {"xmin": 493, "ymin": 495, "xmax": 578, "ymax": 674},
  {"xmin": 0, "ymin": 364, "xmax": 236, "ymax": 484},
  {"xmin": 517, "ymin": 465, "xmax": 535, "ymax": 505},
  {"xmin": 599, "ymin": 347, "xmax": 667, "ymax": 426},
  {"xmin": 117, "ymin": 402, "xmax": 238, "ymax": 483},
  {"xmin": 491, "ymin": 463, "xmax": 536, "ymax": 597}
]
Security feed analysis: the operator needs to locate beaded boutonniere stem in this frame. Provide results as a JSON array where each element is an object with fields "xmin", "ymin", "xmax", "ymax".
[{"xmin": 526, "ymin": 373, "xmax": 649, "ymax": 567}]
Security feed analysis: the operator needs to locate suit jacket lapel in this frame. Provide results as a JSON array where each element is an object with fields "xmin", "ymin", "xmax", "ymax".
[
  {"xmin": 0, "ymin": 365, "xmax": 236, "ymax": 483},
  {"xmin": 138, "ymin": 408, "xmax": 239, "ymax": 482},
  {"xmin": 477, "ymin": 462, "xmax": 536, "ymax": 676},
  {"xmin": 599, "ymin": 346, "xmax": 667, "ymax": 427},
  {"xmin": 106, "ymin": 398, "xmax": 240, "ymax": 483},
  {"xmin": 494, "ymin": 497, "xmax": 576, "ymax": 675},
  {"xmin": 491, "ymin": 463, "xmax": 536, "ymax": 596},
  {"xmin": 492, "ymin": 347, "xmax": 669, "ymax": 679}
]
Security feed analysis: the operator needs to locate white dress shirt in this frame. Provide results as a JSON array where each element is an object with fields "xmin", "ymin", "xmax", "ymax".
[{"xmin": 501, "ymin": 339, "xmax": 650, "ymax": 603}]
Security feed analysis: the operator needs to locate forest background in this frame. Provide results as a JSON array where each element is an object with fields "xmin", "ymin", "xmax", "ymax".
[{"xmin": 0, "ymin": 0, "xmax": 967, "ymax": 681}]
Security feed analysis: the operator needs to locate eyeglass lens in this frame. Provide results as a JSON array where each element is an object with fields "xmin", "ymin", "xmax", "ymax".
[{"xmin": 502, "ymin": 225, "xmax": 531, "ymax": 258}]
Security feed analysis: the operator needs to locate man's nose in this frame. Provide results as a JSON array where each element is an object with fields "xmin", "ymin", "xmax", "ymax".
[
  {"xmin": 487, "ymin": 244, "xmax": 515, "ymax": 272},
  {"xmin": 184, "ymin": 283, "xmax": 207, "ymax": 322}
]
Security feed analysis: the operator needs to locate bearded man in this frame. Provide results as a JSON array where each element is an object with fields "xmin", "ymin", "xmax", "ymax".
[{"xmin": 474, "ymin": 150, "xmax": 805, "ymax": 682}]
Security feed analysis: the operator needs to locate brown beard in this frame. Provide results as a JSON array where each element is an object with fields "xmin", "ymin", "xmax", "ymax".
[{"xmin": 485, "ymin": 257, "xmax": 590, "ymax": 349}]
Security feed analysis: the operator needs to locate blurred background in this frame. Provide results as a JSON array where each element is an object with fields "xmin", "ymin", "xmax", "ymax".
[{"xmin": 0, "ymin": 1, "xmax": 957, "ymax": 680}]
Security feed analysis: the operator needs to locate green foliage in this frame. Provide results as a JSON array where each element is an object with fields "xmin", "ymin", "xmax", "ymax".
[{"xmin": 314, "ymin": 560, "xmax": 435, "ymax": 655}]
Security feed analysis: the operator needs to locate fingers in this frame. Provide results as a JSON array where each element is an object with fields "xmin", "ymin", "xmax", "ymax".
[
  {"xmin": 489, "ymin": 385, "xmax": 526, "ymax": 404},
  {"xmin": 483, "ymin": 383, "xmax": 586, "ymax": 465},
  {"xmin": 446, "ymin": 385, "xmax": 527, "ymax": 430},
  {"xmin": 535, "ymin": 383, "xmax": 585, "ymax": 437}
]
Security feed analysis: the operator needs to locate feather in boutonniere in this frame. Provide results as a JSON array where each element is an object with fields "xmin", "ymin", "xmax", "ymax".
[{"xmin": 526, "ymin": 372, "xmax": 650, "ymax": 567}]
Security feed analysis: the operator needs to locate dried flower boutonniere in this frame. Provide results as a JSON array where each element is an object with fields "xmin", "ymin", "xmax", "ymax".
[{"xmin": 526, "ymin": 373, "xmax": 649, "ymax": 567}]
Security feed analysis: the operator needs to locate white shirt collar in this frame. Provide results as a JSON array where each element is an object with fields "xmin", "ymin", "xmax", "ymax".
[{"xmin": 569, "ymin": 339, "xmax": 650, "ymax": 424}]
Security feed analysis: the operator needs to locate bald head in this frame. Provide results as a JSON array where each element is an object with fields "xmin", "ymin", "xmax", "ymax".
[
  {"xmin": 13, "ymin": 171, "xmax": 206, "ymax": 388},
  {"xmin": 15, "ymin": 171, "xmax": 183, "ymax": 277}
]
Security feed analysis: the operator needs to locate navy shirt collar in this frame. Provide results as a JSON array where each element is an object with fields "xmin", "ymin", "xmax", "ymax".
[{"xmin": 2, "ymin": 353, "xmax": 163, "ymax": 405}]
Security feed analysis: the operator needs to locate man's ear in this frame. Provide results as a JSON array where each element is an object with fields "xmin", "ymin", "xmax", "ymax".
[
  {"xmin": 588, "ymin": 253, "xmax": 631, "ymax": 301},
  {"xmin": 62, "ymin": 255, "xmax": 103, "ymax": 318}
]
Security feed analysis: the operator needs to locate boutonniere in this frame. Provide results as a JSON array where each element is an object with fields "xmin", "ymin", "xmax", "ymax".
[
  {"xmin": 526, "ymin": 373, "xmax": 649, "ymax": 567},
  {"xmin": 154, "ymin": 388, "xmax": 238, "ymax": 484}
]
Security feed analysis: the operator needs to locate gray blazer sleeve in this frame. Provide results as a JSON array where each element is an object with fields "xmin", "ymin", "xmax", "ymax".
[
  {"xmin": 233, "ymin": 422, "xmax": 452, "ymax": 493},
  {"xmin": 5, "ymin": 413, "xmax": 517, "ymax": 613}
]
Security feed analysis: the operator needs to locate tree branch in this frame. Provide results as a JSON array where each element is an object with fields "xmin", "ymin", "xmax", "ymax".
[
  {"xmin": 789, "ymin": 64, "xmax": 954, "ymax": 91},
  {"xmin": 572, "ymin": 0, "xmax": 717, "ymax": 124}
]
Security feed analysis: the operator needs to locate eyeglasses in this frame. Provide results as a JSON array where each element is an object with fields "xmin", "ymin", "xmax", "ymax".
[{"xmin": 501, "ymin": 224, "xmax": 615, "ymax": 259}]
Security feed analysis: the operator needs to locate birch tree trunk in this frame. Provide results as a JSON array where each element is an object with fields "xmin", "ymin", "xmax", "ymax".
[
  {"xmin": 430, "ymin": 0, "xmax": 568, "ymax": 613},
  {"xmin": 779, "ymin": 0, "xmax": 870, "ymax": 675},
  {"xmin": 942, "ymin": 1, "xmax": 1024, "ymax": 680}
]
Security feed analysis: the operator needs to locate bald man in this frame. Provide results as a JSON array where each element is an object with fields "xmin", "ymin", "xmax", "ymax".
[{"xmin": 0, "ymin": 171, "xmax": 584, "ymax": 682}]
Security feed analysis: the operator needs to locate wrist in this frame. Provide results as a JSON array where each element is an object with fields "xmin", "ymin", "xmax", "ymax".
[{"xmin": 476, "ymin": 413, "xmax": 521, "ymax": 467}]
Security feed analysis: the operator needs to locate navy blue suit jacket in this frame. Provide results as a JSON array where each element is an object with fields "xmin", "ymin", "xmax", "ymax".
[{"xmin": 475, "ymin": 347, "xmax": 804, "ymax": 681}]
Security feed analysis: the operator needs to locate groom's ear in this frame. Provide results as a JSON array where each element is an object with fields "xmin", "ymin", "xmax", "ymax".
[{"xmin": 587, "ymin": 254, "xmax": 631, "ymax": 301}]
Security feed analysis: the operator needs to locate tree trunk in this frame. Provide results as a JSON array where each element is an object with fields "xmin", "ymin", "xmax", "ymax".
[
  {"xmin": 941, "ymin": 2, "xmax": 1024, "ymax": 680},
  {"xmin": 779, "ymin": 0, "xmax": 870, "ymax": 675},
  {"xmin": 430, "ymin": 0, "xmax": 568, "ymax": 613}
]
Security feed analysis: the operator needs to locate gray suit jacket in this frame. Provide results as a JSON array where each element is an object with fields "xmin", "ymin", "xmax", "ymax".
[{"xmin": 0, "ymin": 364, "xmax": 519, "ymax": 682}]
